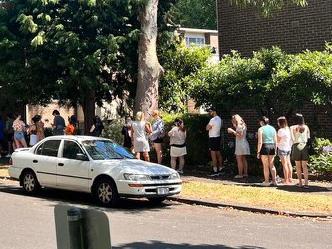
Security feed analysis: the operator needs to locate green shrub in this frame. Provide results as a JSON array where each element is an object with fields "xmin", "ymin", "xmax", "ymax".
[{"xmin": 309, "ymin": 138, "xmax": 332, "ymax": 174}]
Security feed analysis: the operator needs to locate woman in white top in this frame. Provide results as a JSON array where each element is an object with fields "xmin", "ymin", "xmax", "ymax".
[
  {"xmin": 227, "ymin": 114, "xmax": 250, "ymax": 179},
  {"xmin": 168, "ymin": 119, "xmax": 187, "ymax": 174},
  {"xmin": 131, "ymin": 112, "xmax": 152, "ymax": 161},
  {"xmin": 277, "ymin": 117, "xmax": 293, "ymax": 184},
  {"xmin": 290, "ymin": 113, "xmax": 310, "ymax": 188}
]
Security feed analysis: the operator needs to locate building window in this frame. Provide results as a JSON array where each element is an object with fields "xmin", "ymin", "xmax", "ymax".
[{"xmin": 185, "ymin": 37, "xmax": 205, "ymax": 47}]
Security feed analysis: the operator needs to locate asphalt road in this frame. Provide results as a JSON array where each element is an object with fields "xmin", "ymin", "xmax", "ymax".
[{"xmin": 0, "ymin": 180, "xmax": 331, "ymax": 249}]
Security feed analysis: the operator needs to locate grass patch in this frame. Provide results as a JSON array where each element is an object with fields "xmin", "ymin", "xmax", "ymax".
[{"xmin": 181, "ymin": 182, "xmax": 332, "ymax": 214}]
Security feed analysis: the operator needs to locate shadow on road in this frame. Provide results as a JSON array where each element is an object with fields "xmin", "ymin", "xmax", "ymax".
[
  {"xmin": 0, "ymin": 183, "xmax": 181, "ymax": 213},
  {"xmin": 113, "ymin": 241, "xmax": 266, "ymax": 249}
]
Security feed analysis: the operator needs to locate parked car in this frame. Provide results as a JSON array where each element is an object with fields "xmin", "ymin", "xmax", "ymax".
[{"xmin": 9, "ymin": 136, "xmax": 182, "ymax": 207}]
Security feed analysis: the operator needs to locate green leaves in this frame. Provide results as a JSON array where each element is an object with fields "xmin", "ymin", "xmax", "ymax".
[
  {"xmin": 159, "ymin": 40, "xmax": 212, "ymax": 112},
  {"xmin": 17, "ymin": 14, "xmax": 38, "ymax": 33},
  {"xmin": 190, "ymin": 46, "xmax": 332, "ymax": 115},
  {"xmin": 31, "ymin": 31, "xmax": 45, "ymax": 46},
  {"xmin": 229, "ymin": 0, "xmax": 307, "ymax": 16}
]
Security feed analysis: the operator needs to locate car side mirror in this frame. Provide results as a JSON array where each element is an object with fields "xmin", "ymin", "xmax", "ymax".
[{"xmin": 76, "ymin": 153, "xmax": 89, "ymax": 161}]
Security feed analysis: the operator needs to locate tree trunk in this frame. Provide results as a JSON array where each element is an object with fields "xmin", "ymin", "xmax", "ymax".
[
  {"xmin": 134, "ymin": 0, "xmax": 163, "ymax": 116},
  {"xmin": 82, "ymin": 90, "xmax": 96, "ymax": 135}
]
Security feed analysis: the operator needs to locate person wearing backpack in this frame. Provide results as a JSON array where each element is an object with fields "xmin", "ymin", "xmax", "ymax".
[{"xmin": 150, "ymin": 110, "xmax": 165, "ymax": 164}]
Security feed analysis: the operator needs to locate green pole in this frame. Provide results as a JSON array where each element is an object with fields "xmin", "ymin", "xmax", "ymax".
[{"xmin": 67, "ymin": 208, "xmax": 86, "ymax": 249}]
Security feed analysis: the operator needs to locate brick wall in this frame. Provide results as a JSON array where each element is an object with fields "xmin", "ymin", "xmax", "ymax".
[{"xmin": 217, "ymin": 0, "xmax": 332, "ymax": 56}]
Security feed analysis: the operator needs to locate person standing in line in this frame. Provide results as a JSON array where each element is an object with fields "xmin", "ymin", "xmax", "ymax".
[
  {"xmin": 257, "ymin": 116, "xmax": 278, "ymax": 186},
  {"xmin": 0, "ymin": 116, "xmax": 4, "ymax": 156},
  {"xmin": 121, "ymin": 117, "xmax": 133, "ymax": 150},
  {"xmin": 90, "ymin": 116, "xmax": 104, "ymax": 137},
  {"xmin": 4, "ymin": 113, "xmax": 15, "ymax": 156},
  {"xmin": 52, "ymin": 110, "xmax": 65, "ymax": 135},
  {"xmin": 206, "ymin": 107, "xmax": 223, "ymax": 176},
  {"xmin": 131, "ymin": 111, "xmax": 152, "ymax": 161},
  {"xmin": 34, "ymin": 115, "xmax": 45, "ymax": 142},
  {"xmin": 150, "ymin": 110, "xmax": 165, "ymax": 164},
  {"xmin": 168, "ymin": 118, "xmax": 187, "ymax": 174},
  {"xmin": 65, "ymin": 115, "xmax": 77, "ymax": 135},
  {"xmin": 227, "ymin": 114, "xmax": 250, "ymax": 179},
  {"xmin": 277, "ymin": 116, "xmax": 293, "ymax": 184},
  {"xmin": 290, "ymin": 113, "xmax": 310, "ymax": 188},
  {"xmin": 12, "ymin": 114, "xmax": 27, "ymax": 148},
  {"xmin": 27, "ymin": 117, "xmax": 38, "ymax": 147}
]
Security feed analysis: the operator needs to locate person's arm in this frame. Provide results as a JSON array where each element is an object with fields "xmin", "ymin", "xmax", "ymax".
[
  {"xmin": 145, "ymin": 122, "xmax": 152, "ymax": 134},
  {"xmin": 168, "ymin": 127, "xmax": 174, "ymax": 137},
  {"xmin": 290, "ymin": 126, "xmax": 296, "ymax": 142},
  {"xmin": 206, "ymin": 120, "xmax": 213, "ymax": 131},
  {"xmin": 90, "ymin": 124, "xmax": 95, "ymax": 133},
  {"xmin": 307, "ymin": 125, "xmax": 311, "ymax": 139},
  {"xmin": 276, "ymin": 129, "xmax": 282, "ymax": 145},
  {"xmin": 257, "ymin": 128, "xmax": 263, "ymax": 159}
]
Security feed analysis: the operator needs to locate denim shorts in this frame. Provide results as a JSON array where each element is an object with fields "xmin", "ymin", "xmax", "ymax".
[
  {"xmin": 14, "ymin": 131, "xmax": 25, "ymax": 141},
  {"xmin": 278, "ymin": 149, "xmax": 291, "ymax": 156}
]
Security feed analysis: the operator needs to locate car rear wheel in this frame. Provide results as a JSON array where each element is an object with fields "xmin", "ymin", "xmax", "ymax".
[
  {"xmin": 94, "ymin": 179, "xmax": 119, "ymax": 207},
  {"xmin": 147, "ymin": 197, "xmax": 166, "ymax": 204},
  {"xmin": 22, "ymin": 170, "xmax": 40, "ymax": 194}
]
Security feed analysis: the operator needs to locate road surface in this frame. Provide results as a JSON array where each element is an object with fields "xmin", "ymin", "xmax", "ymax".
[{"xmin": 0, "ymin": 180, "xmax": 331, "ymax": 249}]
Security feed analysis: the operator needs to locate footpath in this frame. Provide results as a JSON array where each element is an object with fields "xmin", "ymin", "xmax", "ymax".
[{"xmin": 1, "ymin": 163, "xmax": 332, "ymax": 218}]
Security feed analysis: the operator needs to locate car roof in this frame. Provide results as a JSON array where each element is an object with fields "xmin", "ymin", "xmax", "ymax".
[{"xmin": 43, "ymin": 135, "xmax": 110, "ymax": 142}]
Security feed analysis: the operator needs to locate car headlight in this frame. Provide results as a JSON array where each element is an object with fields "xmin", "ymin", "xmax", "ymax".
[
  {"xmin": 123, "ymin": 173, "xmax": 151, "ymax": 181},
  {"xmin": 169, "ymin": 172, "xmax": 180, "ymax": 180}
]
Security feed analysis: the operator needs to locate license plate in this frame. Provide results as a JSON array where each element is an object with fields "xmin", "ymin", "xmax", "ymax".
[{"xmin": 157, "ymin": 187, "xmax": 169, "ymax": 195}]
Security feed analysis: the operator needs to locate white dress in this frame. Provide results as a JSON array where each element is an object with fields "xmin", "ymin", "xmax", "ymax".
[
  {"xmin": 131, "ymin": 121, "xmax": 150, "ymax": 153},
  {"xmin": 235, "ymin": 126, "xmax": 250, "ymax": 156},
  {"xmin": 168, "ymin": 127, "xmax": 187, "ymax": 157}
]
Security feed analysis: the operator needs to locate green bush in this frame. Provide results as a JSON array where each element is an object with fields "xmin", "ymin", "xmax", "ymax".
[
  {"xmin": 309, "ymin": 138, "xmax": 332, "ymax": 174},
  {"xmin": 189, "ymin": 45, "xmax": 332, "ymax": 115}
]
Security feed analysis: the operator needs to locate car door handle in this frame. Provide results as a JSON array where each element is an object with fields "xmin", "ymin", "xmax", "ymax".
[
  {"xmin": 58, "ymin": 163, "xmax": 64, "ymax": 167},
  {"xmin": 33, "ymin": 160, "xmax": 38, "ymax": 163}
]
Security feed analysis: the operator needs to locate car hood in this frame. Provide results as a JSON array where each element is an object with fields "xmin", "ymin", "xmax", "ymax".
[{"xmin": 119, "ymin": 159, "xmax": 176, "ymax": 175}]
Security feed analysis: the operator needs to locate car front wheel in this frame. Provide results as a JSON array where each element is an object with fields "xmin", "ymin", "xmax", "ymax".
[
  {"xmin": 94, "ymin": 179, "xmax": 119, "ymax": 207},
  {"xmin": 22, "ymin": 171, "xmax": 40, "ymax": 194}
]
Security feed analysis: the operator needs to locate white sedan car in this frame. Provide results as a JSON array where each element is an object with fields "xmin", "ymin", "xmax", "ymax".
[{"xmin": 9, "ymin": 136, "xmax": 182, "ymax": 207}]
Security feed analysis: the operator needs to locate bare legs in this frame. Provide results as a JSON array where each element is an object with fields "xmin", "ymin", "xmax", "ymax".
[
  {"xmin": 14, "ymin": 138, "xmax": 27, "ymax": 149},
  {"xmin": 296, "ymin": 160, "xmax": 308, "ymax": 187},
  {"xmin": 171, "ymin": 156, "xmax": 185, "ymax": 173},
  {"xmin": 261, "ymin": 155, "xmax": 277, "ymax": 185},
  {"xmin": 235, "ymin": 155, "xmax": 248, "ymax": 177},
  {"xmin": 135, "ymin": 152, "xmax": 150, "ymax": 162},
  {"xmin": 153, "ymin": 143, "xmax": 163, "ymax": 164},
  {"xmin": 281, "ymin": 155, "xmax": 293, "ymax": 184},
  {"xmin": 211, "ymin": 150, "xmax": 223, "ymax": 172}
]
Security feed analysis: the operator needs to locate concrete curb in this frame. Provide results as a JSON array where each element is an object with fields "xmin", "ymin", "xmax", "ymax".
[{"xmin": 167, "ymin": 196, "xmax": 332, "ymax": 219}]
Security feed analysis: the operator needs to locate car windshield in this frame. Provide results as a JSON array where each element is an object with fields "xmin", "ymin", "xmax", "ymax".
[{"xmin": 82, "ymin": 140, "xmax": 134, "ymax": 160}]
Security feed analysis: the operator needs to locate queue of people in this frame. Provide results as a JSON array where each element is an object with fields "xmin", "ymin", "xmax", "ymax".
[{"xmin": 0, "ymin": 110, "xmax": 104, "ymax": 156}]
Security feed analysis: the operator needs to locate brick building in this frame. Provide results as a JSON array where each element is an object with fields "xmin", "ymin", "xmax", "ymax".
[
  {"xmin": 217, "ymin": 0, "xmax": 332, "ymax": 138},
  {"xmin": 217, "ymin": 0, "xmax": 332, "ymax": 56}
]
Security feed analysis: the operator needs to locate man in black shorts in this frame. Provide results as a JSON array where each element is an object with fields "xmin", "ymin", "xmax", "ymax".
[{"xmin": 206, "ymin": 108, "xmax": 223, "ymax": 176}]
